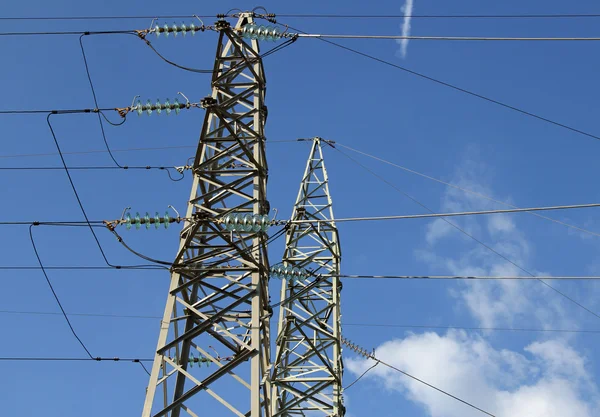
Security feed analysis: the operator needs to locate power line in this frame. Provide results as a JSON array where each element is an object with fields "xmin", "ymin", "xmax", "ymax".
[
  {"xmin": 342, "ymin": 337, "xmax": 495, "ymax": 416},
  {"xmin": 0, "ymin": 15, "xmax": 218, "ymax": 21},
  {"xmin": 336, "ymin": 143, "xmax": 600, "ymax": 239},
  {"xmin": 5, "ymin": 202, "xmax": 599, "ymax": 226},
  {"xmin": 332, "ymin": 146, "xmax": 600, "ymax": 321},
  {"xmin": 79, "ymin": 33, "xmax": 128, "ymax": 168},
  {"xmin": 287, "ymin": 203, "xmax": 600, "ymax": 224},
  {"xmin": 0, "ymin": 266, "xmax": 165, "ymax": 270},
  {"xmin": 276, "ymin": 13, "xmax": 600, "ymax": 19},
  {"xmin": 0, "ymin": 107, "xmax": 117, "ymax": 114},
  {"xmin": 3, "ymin": 13, "xmax": 600, "ymax": 21},
  {"xmin": 4, "ymin": 308, "xmax": 600, "ymax": 335},
  {"xmin": 29, "ymin": 225, "xmax": 94, "ymax": 359},
  {"xmin": 343, "ymin": 323, "xmax": 600, "ymax": 334},
  {"xmin": 0, "ymin": 140, "xmax": 296, "ymax": 160},
  {"xmin": 298, "ymin": 34, "xmax": 600, "ymax": 41},
  {"xmin": 0, "ymin": 356, "xmax": 153, "ymax": 361},
  {"xmin": 0, "ymin": 29, "xmax": 137, "ymax": 37},
  {"xmin": 339, "ymin": 274, "xmax": 600, "ymax": 280},
  {"xmin": 282, "ymin": 23, "xmax": 600, "ymax": 144},
  {"xmin": 344, "ymin": 361, "xmax": 379, "ymax": 390}
]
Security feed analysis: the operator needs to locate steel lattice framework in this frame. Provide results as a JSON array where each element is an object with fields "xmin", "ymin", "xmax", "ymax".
[
  {"xmin": 271, "ymin": 138, "xmax": 344, "ymax": 417},
  {"xmin": 142, "ymin": 14, "xmax": 272, "ymax": 417}
]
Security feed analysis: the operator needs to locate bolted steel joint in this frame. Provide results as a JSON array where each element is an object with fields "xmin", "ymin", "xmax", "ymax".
[
  {"xmin": 200, "ymin": 96, "xmax": 218, "ymax": 108},
  {"xmin": 215, "ymin": 20, "xmax": 231, "ymax": 31}
]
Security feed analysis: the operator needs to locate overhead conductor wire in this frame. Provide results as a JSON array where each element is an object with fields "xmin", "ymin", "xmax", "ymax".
[
  {"xmin": 29, "ymin": 224, "xmax": 93, "ymax": 359},
  {"xmin": 342, "ymin": 337, "xmax": 495, "ymax": 416},
  {"xmin": 45, "ymin": 112, "xmax": 165, "ymax": 270},
  {"xmin": 278, "ymin": 23, "xmax": 600, "ymax": 144},
  {"xmin": 331, "ymin": 144, "xmax": 600, "ymax": 320},
  {"xmin": 3, "ymin": 308, "xmax": 600, "ymax": 335},
  {"xmin": 5, "ymin": 13, "xmax": 600, "ymax": 21},
  {"xmin": 335, "ymin": 143, "xmax": 600, "ymax": 238}
]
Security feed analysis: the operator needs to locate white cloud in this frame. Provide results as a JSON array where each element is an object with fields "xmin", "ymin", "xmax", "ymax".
[
  {"xmin": 398, "ymin": 0, "xmax": 414, "ymax": 58},
  {"xmin": 346, "ymin": 332, "xmax": 598, "ymax": 417},
  {"xmin": 414, "ymin": 155, "xmax": 580, "ymax": 330}
]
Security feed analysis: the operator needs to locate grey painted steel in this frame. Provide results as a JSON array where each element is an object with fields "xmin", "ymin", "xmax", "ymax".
[
  {"xmin": 271, "ymin": 137, "xmax": 344, "ymax": 417},
  {"xmin": 141, "ymin": 14, "xmax": 272, "ymax": 417}
]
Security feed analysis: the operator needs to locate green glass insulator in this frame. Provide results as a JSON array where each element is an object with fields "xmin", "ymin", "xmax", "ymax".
[
  {"xmin": 155, "ymin": 24, "xmax": 161, "ymax": 37},
  {"xmin": 155, "ymin": 99, "xmax": 162, "ymax": 114},
  {"xmin": 271, "ymin": 27, "xmax": 282, "ymax": 41},
  {"xmin": 260, "ymin": 215, "xmax": 270, "ymax": 232},
  {"xmin": 283, "ymin": 265, "xmax": 293, "ymax": 281},
  {"xmin": 277, "ymin": 264, "xmax": 286, "ymax": 278},
  {"xmin": 135, "ymin": 212, "xmax": 141, "ymax": 230},
  {"xmin": 164, "ymin": 211, "xmax": 171, "ymax": 229},
  {"xmin": 251, "ymin": 214, "xmax": 262, "ymax": 232},
  {"xmin": 174, "ymin": 98, "xmax": 181, "ymax": 114},
  {"xmin": 248, "ymin": 23, "xmax": 259, "ymax": 40},
  {"xmin": 145, "ymin": 212, "xmax": 151, "ymax": 230},
  {"xmin": 224, "ymin": 213, "xmax": 236, "ymax": 231},
  {"xmin": 242, "ymin": 23, "xmax": 252, "ymax": 39},
  {"xmin": 180, "ymin": 23, "xmax": 187, "ymax": 36},
  {"xmin": 125, "ymin": 212, "xmax": 132, "ymax": 230},
  {"xmin": 257, "ymin": 25, "xmax": 267, "ymax": 41},
  {"xmin": 292, "ymin": 267, "xmax": 301, "ymax": 281},
  {"xmin": 172, "ymin": 23, "xmax": 178, "ymax": 36},
  {"xmin": 242, "ymin": 214, "xmax": 253, "ymax": 232},
  {"xmin": 164, "ymin": 24, "xmax": 170, "ymax": 37},
  {"xmin": 189, "ymin": 356, "xmax": 195, "ymax": 367},
  {"xmin": 190, "ymin": 23, "xmax": 196, "ymax": 35},
  {"xmin": 232, "ymin": 213, "xmax": 243, "ymax": 231},
  {"xmin": 145, "ymin": 99, "xmax": 153, "ymax": 115},
  {"xmin": 164, "ymin": 99, "xmax": 171, "ymax": 115},
  {"xmin": 265, "ymin": 26, "xmax": 275, "ymax": 42},
  {"xmin": 155, "ymin": 212, "xmax": 161, "ymax": 229},
  {"xmin": 135, "ymin": 100, "xmax": 143, "ymax": 116}
]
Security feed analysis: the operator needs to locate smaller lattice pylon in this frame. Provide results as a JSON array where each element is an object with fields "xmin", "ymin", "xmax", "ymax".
[{"xmin": 271, "ymin": 137, "xmax": 344, "ymax": 417}]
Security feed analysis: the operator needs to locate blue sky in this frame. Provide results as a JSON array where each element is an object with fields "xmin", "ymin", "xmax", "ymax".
[{"xmin": 2, "ymin": 0, "xmax": 600, "ymax": 416}]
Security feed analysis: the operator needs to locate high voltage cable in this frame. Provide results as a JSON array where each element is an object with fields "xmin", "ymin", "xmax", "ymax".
[
  {"xmin": 340, "ymin": 274, "xmax": 600, "ymax": 280},
  {"xmin": 0, "ymin": 356, "xmax": 153, "ymax": 362},
  {"xmin": 343, "ymin": 323, "xmax": 600, "ymax": 334},
  {"xmin": 29, "ymin": 225, "xmax": 94, "ymax": 359},
  {"xmin": 277, "ymin": 13, "xmax": 600, "ymax": 19},
  {"xmin": 332, "ymin": 146, "xmax": 600, "ymax": 321},
  {"xmin": 336, "ymin": 143, "xmax": 600, "ymax": 239},
  {"xmin": 3, "ymin": 13, "xmax": 600, "ymax": 21},
  {"xmin": 0, "ymin": 140, "xmax": 296, "ymax": 160},
  {"xmin": 3, "ymin": 203, "xmax": 600, "ymax": 225},
  {"xmin": 298, "ymin": 34, "xmax": 600, "ymax": 41},
  {"xmin": 4, "ymin": 309, "xmax": 600, "ymax": 335},
  {"xmin": 0, "ymin": 355, "xmax": 152, "ymax": 374},
  {"xmin": 343, "ymin": 337, "xmax": 496, "ymax": 416},
  {"xmin": 80, "ymin": 33, "xmax": 128, "ymax": 168},
  {"xmin": 287, "ymin": 203, "xmax": 600, "ymax": 224},
  {"xmin": 5, "ymin": 28, "xmax": 600, "ymax": 41},
  {"xmin": 0, "ymin": 266, "xmax": 164, "ymax": 270},
  {"xmin": 281, "ymin": 23, "xmax": 600, "ymax": 144},
  {"xmin": 2, "ymin": 138, "xmax": 600, "ymax": 237}
]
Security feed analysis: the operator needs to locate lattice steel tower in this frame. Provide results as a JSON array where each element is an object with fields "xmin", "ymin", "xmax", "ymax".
[
  {"xmin": 142, "ymin": 14, "xmax": 272, "ymax": 417},
  {"xmin": 271, "ymin": 137, "xmax": 344, "ymax": 416}
]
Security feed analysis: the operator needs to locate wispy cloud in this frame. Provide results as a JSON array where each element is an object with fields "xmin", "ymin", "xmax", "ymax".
[{"xmin": 398, "ymin": 0, "xmax": 414, "ymax": 58}]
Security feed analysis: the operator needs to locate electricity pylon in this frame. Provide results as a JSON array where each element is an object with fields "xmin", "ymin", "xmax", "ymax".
[
  {"xmin": 271, "ymin": 137, "xmax": 344, "ymax": 416},
  {"xmin": 142, "ymin": 14, "xmax": 272, "ymax": 417}
]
